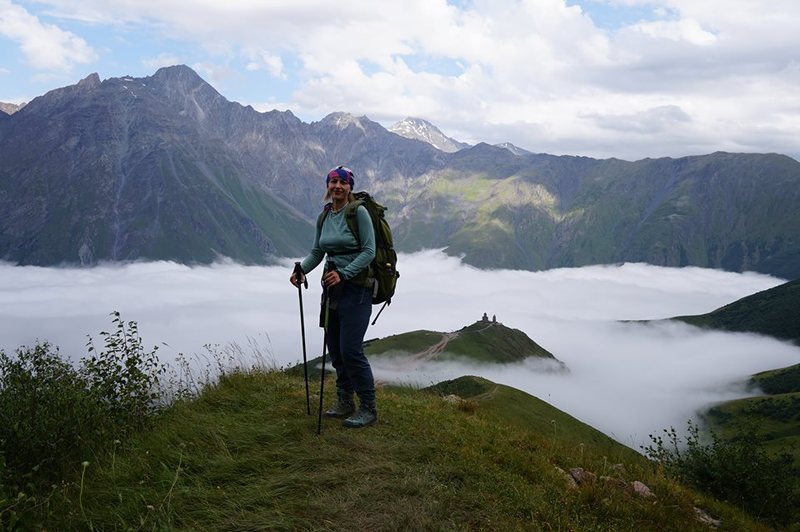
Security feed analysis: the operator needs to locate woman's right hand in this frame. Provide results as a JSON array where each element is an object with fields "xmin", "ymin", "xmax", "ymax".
[{"xmin": 290, "ymin": 271, "xmax": 306, "ymax": 287}]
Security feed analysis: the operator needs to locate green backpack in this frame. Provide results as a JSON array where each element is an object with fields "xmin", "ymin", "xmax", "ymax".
[{"xmin": 318, "ymin": 191, "xmax": 399, "ymax": 319}]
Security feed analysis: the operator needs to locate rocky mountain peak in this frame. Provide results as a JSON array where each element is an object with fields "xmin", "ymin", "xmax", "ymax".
[
  {"xmin": 494, "ymin": 142, "xmax": 531, "ymax": 156},
  {"xmin": 76, "ymin": 73, "xmax": 101, "ymax": 91},
  {"xmin": 389, "ymin": 117, "xmax": 469, "ymax": 153},
  {"xmin": 319, "ymin": 112, "xmax": 368, "ymax": 131},
  {"xmin": 0, "ymin": 102, "xmax": 26, "ymax": 115}
]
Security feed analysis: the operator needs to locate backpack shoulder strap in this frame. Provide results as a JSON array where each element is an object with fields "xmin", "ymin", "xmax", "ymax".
[
  {"xmin": 316, "ymin": 203, "xmax": 333, "ymax": 232},
  {"xmin": 344, "ymin": 199, "xmax": 365, "ymax": 245}
]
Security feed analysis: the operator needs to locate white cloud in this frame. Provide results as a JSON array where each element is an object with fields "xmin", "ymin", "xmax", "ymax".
[
  {"xmin": 8, "ymin": 0, "xmax": 800, "ymax": 158},
  {"xmin": 0, "ymin": 252, "xmax": 796, "ymax": 450},
  {"xmin": 141, "ymin": 52, "xmax": 183, "ymax": 71},
  {"xmin": 0, "ymin": 0, "xmax": 95, "ymax": 71},
  {"xmin": 243, "ymin": 48, "xmax": 285, "ymax": 79}
]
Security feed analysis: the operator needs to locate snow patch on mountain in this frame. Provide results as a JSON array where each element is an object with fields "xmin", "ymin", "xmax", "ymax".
[{"xmin": 389, "ymin": 117, "xmax": 469, "ymax": 153}]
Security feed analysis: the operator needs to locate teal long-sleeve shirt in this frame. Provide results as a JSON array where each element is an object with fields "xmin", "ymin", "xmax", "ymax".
[{"xmin": 300, "ymin": 204, "xmax": 376, "ymax": 281}]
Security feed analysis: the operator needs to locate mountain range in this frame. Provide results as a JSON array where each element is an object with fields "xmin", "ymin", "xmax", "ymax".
[{"xmin": 2, "ymin": 65, "xmax": 799, "ymax": 278}]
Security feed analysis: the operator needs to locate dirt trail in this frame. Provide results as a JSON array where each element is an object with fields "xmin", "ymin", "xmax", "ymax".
[{"xmin": 410, "ymin": 332, "xmax": 460, "ymax": 363}]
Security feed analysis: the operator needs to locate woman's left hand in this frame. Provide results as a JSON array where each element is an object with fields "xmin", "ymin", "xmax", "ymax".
[{"xmin": 323, "ymin": 270, "xmax": 342, "ymax": 287}]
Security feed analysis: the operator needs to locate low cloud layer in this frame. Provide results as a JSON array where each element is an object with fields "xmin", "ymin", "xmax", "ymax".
[{"xmin": 1, "ymin": 251, "xmax": 798, "ymax": 449}]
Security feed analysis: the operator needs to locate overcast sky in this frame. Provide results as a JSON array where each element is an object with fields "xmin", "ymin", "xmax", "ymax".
[
  {"xmin": 2, "ymin": 0, "xmax": 800, "ymax": 160},
  {"xmin": 1, "ymin": 251, "xmax": 797, "ymax": 449}
]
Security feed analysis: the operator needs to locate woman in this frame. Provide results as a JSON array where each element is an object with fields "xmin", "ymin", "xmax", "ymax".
[{"xmin": 290, "ymin": 166, "xmax": 378, "ymax": 428}]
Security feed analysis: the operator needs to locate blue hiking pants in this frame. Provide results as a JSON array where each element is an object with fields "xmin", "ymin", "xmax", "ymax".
[{"xmin": 325, "ymin": 282, "xmax": 375, "ymax": 403}]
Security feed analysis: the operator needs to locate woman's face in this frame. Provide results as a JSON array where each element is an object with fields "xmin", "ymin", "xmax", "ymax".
[{"xmin": 327, "ymin": 176, "xmax": 351, "ymax": 202}]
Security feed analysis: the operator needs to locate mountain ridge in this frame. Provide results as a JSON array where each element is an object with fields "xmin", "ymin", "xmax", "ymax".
[{"xmin": 2, "ymin": 65, "xmax": 799, "ymax": 278}]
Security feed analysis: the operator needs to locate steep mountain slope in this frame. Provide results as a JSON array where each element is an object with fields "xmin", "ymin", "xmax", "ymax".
[
  {"xmin": 0, "ymin": 67, "xmax": 313, "ymax": 264},
  {"xmin": 392, "ymin": 147, "xmax": 800, "ymax": 278},
  {"xmin": 674, "ymin": 278, "xmax": 800, "ymax": 344}
]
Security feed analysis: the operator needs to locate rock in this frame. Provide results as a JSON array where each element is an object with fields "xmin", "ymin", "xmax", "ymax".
[
  {"xmin": 442, "ymin": 394, "xmax": 462, "ymax": 405},
  {"xmin": 693, "ymin": 507, "xmax": 721, "ymax": 528},
  {"xmin": 631, "ymin": 480, "xmax": 655, "ymax": 499},
  {"xmin": 569, "ymin": 467, "xmax": 597, "ymax": 485},
  {"xmin": 555, "ymin": 466, "xmax": 578, "ymax": 490}
]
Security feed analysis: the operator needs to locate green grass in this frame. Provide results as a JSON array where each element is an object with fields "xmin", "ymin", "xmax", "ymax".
[
  {"xmin": 40, "ymin": 370, "xmax": 766, "ymax": 530},
  {"xmin": 705, "ymin": 391, "xmax": 800, "ymax": 468},
  {"xmin": 365, "ymin": 321, "xmax": 560, "ymax": 365},
  {"xmin": 426, "ymin": 376, "xmax": 640, "ymax": 461},
  {"xmin": 364, "ymin": 330, "xmax": 443, "ymax": 357},
  {"xmin": 750, "ymin": 363, "xmax": 800, "ymax": 394}
]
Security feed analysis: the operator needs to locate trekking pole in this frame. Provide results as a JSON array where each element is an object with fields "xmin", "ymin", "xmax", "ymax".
[
  {"xmin": 294, "ymin": 262, "xmax": 311, "ymax": 415},
  {"xmin": 316, "ymin": 261, "xmax": 335, "ymax": 435}
]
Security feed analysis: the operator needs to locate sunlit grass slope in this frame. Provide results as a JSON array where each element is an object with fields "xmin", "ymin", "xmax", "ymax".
[{"xmin": 66, "ymin": 371, "xmax": 762, "ymax": 530}]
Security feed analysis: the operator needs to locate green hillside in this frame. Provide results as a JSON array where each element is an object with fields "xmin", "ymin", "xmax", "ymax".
[
  {"xmin": 704, "ymin": 363, "xmax": 800, "ymax": 469},
  {"xmin": 35, "ymin": 371, "xmax": 764, "ymax": 529},
  {"xmin": 673, "ymin": 280, "xmax": 800, "ymax": 470},
  {"xmin": 750, "ymin": 363, "xmax": 800, "ymax": 394},
  {"xmin": 364, "ymin": 320, "xmax": 562, "ymax": 365},
  {"xmin": 705, "ymin": 391, "xmax": 800, "ymax": 468},
  {"xmin": 426, "ymin": 376, "xmax": 638, "ymax": 460},
  {"xmin": 674, "ymin": 278, "xmax": 800, "ymax": 344}
]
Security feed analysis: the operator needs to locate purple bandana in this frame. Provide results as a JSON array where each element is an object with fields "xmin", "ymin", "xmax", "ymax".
[{"xmin": 326, "ymin": 166, "xmax": 355, "ymax": 188}]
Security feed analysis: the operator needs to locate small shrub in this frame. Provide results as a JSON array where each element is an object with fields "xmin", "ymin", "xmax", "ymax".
[
  {"xmin": 0, "ymin": 313, "xmax": 168, "ymax": 491},
  {"xmin": 0, "ymin": 342, "xmax": 104, "ymax": 482},
  {"xmin": 82, "ymin": 312, "xmax": 166, "ymax": 434},
  {"xmin": 643, "ymin": 420, "xmax": 799, "ymax": 526}
]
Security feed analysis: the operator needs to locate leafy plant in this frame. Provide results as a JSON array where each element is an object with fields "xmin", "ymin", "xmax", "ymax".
[
  {"xmin": 0, "ymin": 313, "xmax": 169, "ymax": 496},
  {"xmin": 82, "ymin": 312, "xmax": 166, "ymax": 435},
  {"xmin": 643, "ymin": 420, "xmax": 799, "ymax": 526}
]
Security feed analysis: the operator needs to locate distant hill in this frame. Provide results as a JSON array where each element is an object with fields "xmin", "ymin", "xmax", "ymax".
[
  {"xmin": 364, "ymin": 320, "xmax": 564, "ymax": 366},
  {"xmin": 673, "ymin": 278, "xmax": 800, "ymax": 344},
  {"xmin": 678, "ymin": 280, "xmax": 800, "ymax": 466},
  {"xmin": 750, "ymin": 363, "xmax": 800, "ymax": 394}
]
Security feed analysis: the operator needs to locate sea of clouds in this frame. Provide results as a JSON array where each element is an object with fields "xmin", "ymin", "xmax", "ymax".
[{"xmin": 1, "ymin": 250, "xmax": 798, "ymax": 449}]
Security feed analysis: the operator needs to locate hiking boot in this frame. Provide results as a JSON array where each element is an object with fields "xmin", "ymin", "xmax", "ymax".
[
  {"xmin": 343, "ymin": 401, "xmax": 378, "ymax": 428},
  {"xmin": 324, "ymin": 390, "xmax": 356, "ymax": 418}
]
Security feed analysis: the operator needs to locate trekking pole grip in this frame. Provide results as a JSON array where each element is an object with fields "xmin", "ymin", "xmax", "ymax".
[{"xmin": 294, "ymin": 261, "xmax": 308, "ymax": 289}]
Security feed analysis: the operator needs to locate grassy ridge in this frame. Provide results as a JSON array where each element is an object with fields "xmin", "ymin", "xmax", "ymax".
[
  {"xmin": 60, "ymin": 371, "xmax": 761, "ymax": 530},
  {"xmin": 426, "ymin": 376, "xmax": 639, "ymax": 460},
  {"xmin": 674, "ymin": 278, "xmax": 800, "ymax": 345},
  {"xmin": 750, "ymin": 363, "xmax": 800, "ymax": 394},
  {"xmin": 365, "ymin": 321, "xmax": 559, "ymax": 364}
]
